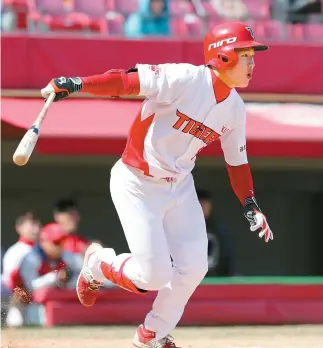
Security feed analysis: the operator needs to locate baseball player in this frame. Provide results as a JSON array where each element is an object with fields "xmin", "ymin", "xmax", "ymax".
[
  {"xmin": 2, "ymin": 212, "xmax": 41, "ymax": 291},
  {"xmin": 41, "ymin": 22, "xmax": 274, "ymax": 348}
]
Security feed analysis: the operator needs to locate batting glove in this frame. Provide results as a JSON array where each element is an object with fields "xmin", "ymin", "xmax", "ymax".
[
  {"xmin": 41, "ymin": 77, "xmax": 83, "ymax": 102},
  {"xmin": 244, "ymin": 197, "xmax": 273, "ymax": 243}
]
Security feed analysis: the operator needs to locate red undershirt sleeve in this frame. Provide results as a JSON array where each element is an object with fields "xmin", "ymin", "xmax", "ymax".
[
  {"xmin": 226, "ymin": 163, "xmax": 254, "ymax": 205},
  {"xmin": 80, "ymin": 70, "xmax": 140, "ymax": 96}
]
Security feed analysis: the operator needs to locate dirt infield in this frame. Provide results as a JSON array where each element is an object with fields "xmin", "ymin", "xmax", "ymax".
[{"xmin": 2, "ymin": 325, "xmax": 323, "ymax": 348}]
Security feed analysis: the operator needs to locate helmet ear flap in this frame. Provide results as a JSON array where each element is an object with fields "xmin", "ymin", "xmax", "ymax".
[
  {"xmin": 215, "ymin": 48, "xmax": 239, "ymax": 70},
  {"xmin": 206, "ymin": 47, "xmax": 239, "ymax": 70}
]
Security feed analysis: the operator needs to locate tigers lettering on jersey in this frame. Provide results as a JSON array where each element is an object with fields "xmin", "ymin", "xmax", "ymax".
[{"xmin": 173, "ymin": 110, "xmax": 220, "ymax": 145}]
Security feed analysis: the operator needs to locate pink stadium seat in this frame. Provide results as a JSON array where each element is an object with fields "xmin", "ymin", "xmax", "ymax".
[
  {"xmin": 171, "ymin": 17, "xmax": 188, "ymax": 36},
  {"xmin": 200, "ymin": 0, "xmax": 219, "ymax": 16},
  {"xmin": 74, "ymin": 0, "xmax": 108, "ymax": 33},
  {"xmin": 302, "ymin": 23, "xmax": 323, "ymax": 41},
  {"xmin": 74, "ymin": 0, "xmax": 106, "ymax": 18},
  {"xmin": 30, "ymin": 0, "xmax": 72, "ymax": 16},
  {"xmin": 255, "ymin": 20, "xmax": 285, "ymax": 40},
  {"xmin": 27, "ymin": 0, "xmax": 108, "ymax": 33},
  {"xmin": 208, "ymin": 17, "xmax": 226, "ymax": 30},
  {"xmin": 106, "ymin": 11, "xmax": 125, "ymax": 35},
  {"xmin": 286, "ymin": 23, "xmax": 303, "ymax": 41},
  {"xmin": 106, "ymin": 0, "xmax": 115, "ymax": 11},
  {"xmin": 185, "ymin": 15, "xmax": 204, "ymax": 37},
  {"xmin": 243, "ymin": 0, "xmax": 270, "ymax": 19},
  {"xmin": 169, "ymin": 0, "xmax": 195, "ymax": 16},
  {"xmin": 114, "ymin": 0, "xmax": 138, "ymax": 15}
]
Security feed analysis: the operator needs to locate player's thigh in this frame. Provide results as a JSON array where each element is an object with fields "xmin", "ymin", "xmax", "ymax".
[
  {"xmin": 110, "ymin": 160, "xmax": 172, "ymax": 272},
  {"xmin": 164, "ymin": 181, "xmax": 208, "ymax": 276}
]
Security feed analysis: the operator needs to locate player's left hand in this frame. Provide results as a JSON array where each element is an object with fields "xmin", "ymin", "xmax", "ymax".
[{"xmin": 244, "ymin": 197, "xmax": 273, "ymax": 243}]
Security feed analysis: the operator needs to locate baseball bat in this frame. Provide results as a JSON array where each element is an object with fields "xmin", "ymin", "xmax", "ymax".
[{"xmin": 13, "ymin": 92, "xmax": 56, "ymax": 166}]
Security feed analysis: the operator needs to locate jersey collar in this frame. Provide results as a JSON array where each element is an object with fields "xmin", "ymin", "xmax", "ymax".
[
  {"xmin": 18, "ymin": 237, "xmax": 35, "ymax": 246},
  {"xmin": 209, "ymin": 67, "xmax": 231, "ymax": 103}
]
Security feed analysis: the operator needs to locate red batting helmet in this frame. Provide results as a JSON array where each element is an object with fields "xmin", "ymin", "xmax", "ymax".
[{"xmin": 204, "ymin": 22, "xmax": 268, "ymax": 70}]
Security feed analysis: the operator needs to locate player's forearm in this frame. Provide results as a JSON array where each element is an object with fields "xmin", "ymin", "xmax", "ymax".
[
  {"xmin": 40, "ymin": 69, "xmax": 141, "ymax": 101},
  {"xmin": 81, "ymin": 70, "xmax": 140, "ymax": 96},
  {"xmin": 226, "ymin": 163, "xmax": 254, "ymax": 205},
  {"xmin": 31, "ymin": 271, "xmax": 58, "ymax": 290}
]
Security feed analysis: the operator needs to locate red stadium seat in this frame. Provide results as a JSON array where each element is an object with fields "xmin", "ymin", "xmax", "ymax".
[
  {"xmin": 27, "ymin": 0, "xmax": 82, "ymax": 31},
  {"xmin": 27, "ymin": 0, "xmax": 108, "ymax": 33}
]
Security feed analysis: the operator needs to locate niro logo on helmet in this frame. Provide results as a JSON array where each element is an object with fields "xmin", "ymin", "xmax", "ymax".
[{"xmin": 208, "ymin": 37, "xmax": 237, "ymax": 51}]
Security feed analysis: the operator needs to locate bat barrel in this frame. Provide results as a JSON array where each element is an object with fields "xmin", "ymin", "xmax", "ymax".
[
  {"xmin": 12, "ymin": 92, "xmax": 55, "ymax": 166},
  {"xmin": 13, "ymin": 126, "xmax": 40, "ymax": 166}
]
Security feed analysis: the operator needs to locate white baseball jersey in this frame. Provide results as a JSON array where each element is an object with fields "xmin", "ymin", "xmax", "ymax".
[
  {"xmin": 122, "ymin": 63, "xmax": 247, "ymax": 180},
  {"xmin": 2, "ymin": 240, "xmax": 34, "ymax": 289}
]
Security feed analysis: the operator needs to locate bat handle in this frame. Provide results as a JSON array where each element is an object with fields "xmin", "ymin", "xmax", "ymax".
[{"xmin": 35, "ymin": 92, "xmax": 56, "ymax": 126}]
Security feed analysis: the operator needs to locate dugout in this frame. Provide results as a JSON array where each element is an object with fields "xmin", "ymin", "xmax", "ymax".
[{"xmin": 2, "ymin": 97, "xmax": 323, "ymax": 277}]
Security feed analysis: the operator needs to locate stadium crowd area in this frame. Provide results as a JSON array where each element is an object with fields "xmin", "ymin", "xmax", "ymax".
[{"xmin": 1, "ymin": 0, "xmax": 323, "ymax": 40}]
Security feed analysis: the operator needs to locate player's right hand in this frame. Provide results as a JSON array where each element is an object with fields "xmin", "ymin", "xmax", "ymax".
[
  {"xmin": 41, "ymin": 77, "xmax": 83, "ymax": 102},
  {"xmin": 244, "ymin": 197, "xmax": 274, "ymax": 243}
]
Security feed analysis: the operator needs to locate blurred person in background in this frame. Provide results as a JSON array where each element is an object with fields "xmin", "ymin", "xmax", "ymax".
[
  {"xmin": 1, "ymin": 0, "xmax": 16, "ymax": 31},
  {"xmin": 125, "ymin": 0, "xmax": 170, "ymax": 38},
  {"xmin": 211, "ymin": 0, "xmax": 248, "ymax": 21},
  {"xmin": 2, "ymin": 212, "xmax": 41, "ymax": 292},
  {"xmin": 51, "ymin": 198, "xmax": 89, "ymax": 255},
  {"xmin": 5, "ymin": 223, "xmax": 82, "ymax": 327},
  {"xmin": 197, "ymin": 190, "xmax": 235, "ymax": 277}
]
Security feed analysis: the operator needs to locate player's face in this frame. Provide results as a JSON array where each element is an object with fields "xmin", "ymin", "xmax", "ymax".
[
  {"xmin": 54, "ymin": 210, "xmax": 80, "ymax": 234},
  {"xmin": 41, "ymin": 240, "xmax": 63, "ymax": 260},
  {"xmin": 225, "ymin": 48, "xmax": 255, "ymax": 88},
  {"xmin": 150, "ymin": 0, "xmax": 165, "ymax": 14},
  {"xmin": 17, "ymin": 219, "xmax": 41, "ymax": 242}
]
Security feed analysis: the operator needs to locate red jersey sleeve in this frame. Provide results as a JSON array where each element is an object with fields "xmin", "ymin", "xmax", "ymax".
[
  {"xmin": 81, "ymin": 69, "xmax": 140, "ymax": 96},
  {"xmin": 226, "ymin": 163, "xmax": 254, "ymax": 205}
]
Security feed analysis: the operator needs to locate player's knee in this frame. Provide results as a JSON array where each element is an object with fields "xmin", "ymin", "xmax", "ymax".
[
  {"xmin": 143, "ymin": 258, "xmax": 173, "ymax": 290},
  {"xmin": 179, "ymin": 258, "xmax": 208, "ymax": 284},
  {"xmin": 149, "ymin": 270, "xmax": 172, "ymax": 289}
]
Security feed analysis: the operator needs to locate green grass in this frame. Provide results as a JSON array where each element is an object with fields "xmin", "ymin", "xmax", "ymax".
[{"xmin": 201, "ymin": 276, "xmax": 323, "ymax": 285}]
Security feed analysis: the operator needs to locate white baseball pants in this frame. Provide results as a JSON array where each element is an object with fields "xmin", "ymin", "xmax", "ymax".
[{"xmin": 94, "ymin": 159, "xmax": 208, "ymax": 339}]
